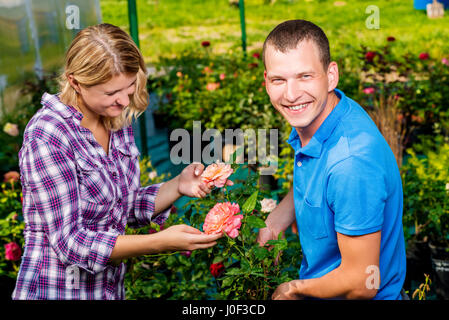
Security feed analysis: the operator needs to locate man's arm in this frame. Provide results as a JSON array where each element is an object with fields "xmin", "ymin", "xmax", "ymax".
[
  {"xmin": 258, "ymin": 187, "xmax": 296, "ymax": 245},
  {"xmin": 272, "ymin": 230, "xmax": 381, "ymax": 300}
]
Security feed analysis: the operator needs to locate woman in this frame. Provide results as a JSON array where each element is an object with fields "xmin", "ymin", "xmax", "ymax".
[{"xmin": 12, "ymin": 23, "xmax": 227, "ymax": 300}]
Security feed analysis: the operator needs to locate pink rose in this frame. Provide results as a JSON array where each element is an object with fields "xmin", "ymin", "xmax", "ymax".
[
  {"xmin": 219, "ymin": 73, "xmax": 226, "ymax": 80},
  {"xmin": 363, "ymin": 87, "xmax": 375, "ymax": 94},
  {"xmin": 201, "ymin": 161, "xmax": 233, "ymax": 188},
  {"xmin": 203, "ymin": 202, "xmax": 243, "ymax": 239},
  {"xmin": 442, "ymin": 58, "xmax": 449, "ymax": 66},
  {"xmin": 4, "ymin": 171, "xmax": 20, "ymax": 183},
  {"xmin": 3, "ymin": 123, "xmax": 19, "ymax": 137},
  {"xmin": 5, "ymin": 242, "xmax": 21, "ymax": 261},
  {"xmin": 260, "ymin": 198, "xmax": 277, "ymax": 213},
  {"xmin": 206, "ymin": 82, "xmax": 220, "ymax": 91}
]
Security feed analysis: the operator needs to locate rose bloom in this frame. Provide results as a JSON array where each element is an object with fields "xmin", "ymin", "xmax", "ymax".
[
  {"xmin": 201, "ymin": 161, "xmax": 233, "ymax": 187},
  {"xmin": 201, "ymin": 41, "xmax": 210, "ymax": 47},
  {"xmin": 4, "ymin": 171, "xmax": 20, "ymax": 183},
  {"xmin": 419, "ymin": 52, "xmax": 429, "ymax": 60},
  {"xmin": 387, "ymin": 36, "xmax": 396, "ymax": 42},
  {"xmin": 219, "ymin": 73, "xmax": 226, "ymax": 80},
  {"xmin": 203, "ymin": 66, "xmax": 213, "ymax": 74},
  {"xmin": 442, "ymin": 58, "xmax": 449, "ymax": 66},
  {"xmin": 203, "ymin": 202, "xmax": 243, "ymax": 239},
  {"xmin": 5, "ymin": 242, "xmax": 21, "ymax": 261},
  {"xmin": 148, "ymin": 171, "xmax": 157, "ymax": 180},
  {"xmin": 181, "ymin": 251, "xmax": 192, "ymax": 258},
  {"xmin": 3, "ymin": 122, "xmax": 19, "ymax": 137},
  {"xmin": 206, "ymin": 82, "xmax": 220, "ymax": 91},
  {"xmin": 260, "ymin": 198, "xmax": 277, "ymax": 213},
  {"xmin": 252, "ymin": 52, "xmax": 260, "ymax": 59},
  {"xmin": 365, "ymin": 51, "xmax": 376, "ymax": 62},
  {"xmin": 363, "ymin": 87, "xmax": 375, "ymax": 94},
  {"xmin": 209, "ymin": 262, "xmax": 225, "ymax": 278}
]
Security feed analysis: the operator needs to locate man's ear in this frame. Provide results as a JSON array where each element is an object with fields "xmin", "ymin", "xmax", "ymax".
[
  {"xmin": 327, "ymin": 61, "xmax": 339, "ymax": 92},
  {"xmin": 67, "ymin": 74, "xmax": 81, "ymax": 94}
]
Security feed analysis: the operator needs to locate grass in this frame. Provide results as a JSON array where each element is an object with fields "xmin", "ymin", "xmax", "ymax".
[{"xmin": 100, "ymin": 0, "xmax": 449, "ymax": 64}]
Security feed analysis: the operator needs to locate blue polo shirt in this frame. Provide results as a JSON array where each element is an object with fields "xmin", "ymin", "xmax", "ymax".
[{"xmin": 288, "ymin": 89, "xmax": 406, "ymax": 300}]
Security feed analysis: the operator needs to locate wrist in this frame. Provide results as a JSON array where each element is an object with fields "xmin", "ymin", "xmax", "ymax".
[{"xmin": 290, "ymin": 279, "xmax": 305, "ymax": 297}]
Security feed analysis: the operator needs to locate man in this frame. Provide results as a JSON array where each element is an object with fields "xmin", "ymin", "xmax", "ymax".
[{"xmin": 257, "ymin": 20, "xmax": 406, "ymax": 300}]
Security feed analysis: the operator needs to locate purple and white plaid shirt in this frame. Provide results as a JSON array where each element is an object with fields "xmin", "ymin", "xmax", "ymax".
[{"xmin": 12, "ymin": 93, "xmax": 170, "ymax": 300}]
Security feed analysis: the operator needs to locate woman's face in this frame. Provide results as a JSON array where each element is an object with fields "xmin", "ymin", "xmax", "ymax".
[{"xmin": 76, "ymin": 73, "xmax": 137, "ymax": 119}]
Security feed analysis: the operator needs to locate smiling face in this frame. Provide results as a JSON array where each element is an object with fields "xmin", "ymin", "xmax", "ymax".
[
  {"xmin": 72, "ymin": 72, "xmax": 137, "ymax": 121},
  {"xmin": 264, "ymin": 39, "xmax": 339, "ymax": 141}
]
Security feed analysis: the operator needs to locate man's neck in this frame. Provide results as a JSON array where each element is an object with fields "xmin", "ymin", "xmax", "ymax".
[{"xmin": 297, "ymin": 90, "xmax": 340, "ymax": 148}]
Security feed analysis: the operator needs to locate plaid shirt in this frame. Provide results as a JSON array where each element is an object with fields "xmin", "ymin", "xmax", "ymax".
[{"xmin": 12, "ymin": 93, "xmax": 170, "ymax": 300}]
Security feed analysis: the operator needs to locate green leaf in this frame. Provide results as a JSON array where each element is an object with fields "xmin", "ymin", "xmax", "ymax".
[
  {"xmin": 253, "ymin": 246, "xmax": 269, "ymax": 260},
  {"xmin": 241, "ymin": 190, "xmax": 258, "ymax": 214},
  {"xmin": 246, "ymin": 215, "xmax": 266, "ymax": 229},
  {"xmin": 212, "ymin": 256, "xmax": 224, "ymax": 264}
]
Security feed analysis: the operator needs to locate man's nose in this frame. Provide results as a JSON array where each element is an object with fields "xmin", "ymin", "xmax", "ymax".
[{"xmin": 284, "ymin": 79, "xmax": 301, "ymax": 102}]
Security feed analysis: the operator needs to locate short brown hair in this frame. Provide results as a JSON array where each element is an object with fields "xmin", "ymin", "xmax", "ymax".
[{"xmin": 262, "ymin": 20, "xmax": 331, "ymax": 71}]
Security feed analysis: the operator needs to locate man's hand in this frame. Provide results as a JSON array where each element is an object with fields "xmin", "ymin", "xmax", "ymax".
[
  {"xmin": 272, "ymin": 281, "xmax": 304, "ymax": 300},
  {"xmin": 257, "ymin": 225, "xmax": 278, "ymax": 247}
]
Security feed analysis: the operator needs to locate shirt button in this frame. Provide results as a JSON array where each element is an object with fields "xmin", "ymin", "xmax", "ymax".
[
  {"xmin": 117, "ymin": 198, "xmax": 122, "ymax": 204},
  {"xmin": 297, "ymin": 161, "xmax": 302, "ymax": 167},
  {"xmin": 111, "ymin": 224, "xmax": 116, "ymax": 229}
]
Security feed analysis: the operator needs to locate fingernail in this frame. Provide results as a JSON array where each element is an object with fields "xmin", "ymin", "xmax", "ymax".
[{"xmin": 195, "ymin": 169, "xmax": 199, "ymax": 175}]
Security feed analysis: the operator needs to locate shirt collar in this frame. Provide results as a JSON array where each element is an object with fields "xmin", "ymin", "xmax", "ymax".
[
  {"xmin": 41, "ymin": 92, "xmax": 83, "ymax": 121},
  {"xmin": 287, "ymin": 88, "xmax": 348, "ymax": 158}
]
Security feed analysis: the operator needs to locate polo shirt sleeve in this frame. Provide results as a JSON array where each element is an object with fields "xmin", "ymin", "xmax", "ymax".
[{"xmin": 326, "ymin": 156, "xmax": 387, "ymax": 236}]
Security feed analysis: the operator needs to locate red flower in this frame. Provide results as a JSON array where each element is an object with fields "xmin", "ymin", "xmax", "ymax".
[
  {"xmin": 201, "ymin": 41, "xmax": 210, "ymax": 47},
  {"xmin": 210, "ymin": 262, "xmax": 225, "ymax": 278},
  {"xmin": 4, "ymin": 242, "xmax": 21, "ymax": 261},
  {"xmin": 387, "ymin": 36, "xmax": 396, "ymax": 42},
  {"xmin": 419, "ymin": 52, "xmax": 429, "ymax": 60},
  {"xmin": 181, "ymin": 251, "xmax": 192, "ymax": 258},
  {"xmin": 365, "ymin": 51, "xmax": 376, "ymax": 62},
  {"xmin": 252, "ymin": 52, "xmax": 260, "ymax": 59}
]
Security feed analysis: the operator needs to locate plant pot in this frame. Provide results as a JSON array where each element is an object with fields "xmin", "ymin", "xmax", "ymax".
[
  {"xmin": 404, "ymin": 240, "xmax": 432, "ymax": 293},
  {"xmin": 0, "ymin": 275, "xmax": 16, "ymax": 300},
  {"xmin": 429, "ymin": 242, "xmax": 449, "ymax": 300}
]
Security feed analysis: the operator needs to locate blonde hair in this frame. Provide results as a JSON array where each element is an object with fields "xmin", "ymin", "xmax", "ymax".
[{"xmin": 59, "ymin": 23, "xmax": 148, "ymax": 131}]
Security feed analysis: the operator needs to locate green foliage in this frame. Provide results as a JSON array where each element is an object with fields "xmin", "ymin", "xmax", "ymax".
[
  {"xmin": 401, "ymin": 143, "xmax": 449, "ymax": 246},
  {"xmin": 0, "ymin": 181, "xmax": 24, "ymax": 279},
  {"xmin": 0, "ymin": 72, "xmax": 59, "ymax": 173},
  {"xmin": 125, "ymin": 160, "xmax": 301, "ymax": 300},
  {"xmin": 149, "ymin": 48, "xmax": 284, "ymax": 133}
]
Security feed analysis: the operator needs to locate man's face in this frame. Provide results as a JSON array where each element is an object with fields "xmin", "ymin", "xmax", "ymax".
[{"xmin": 264, "ymin": 40, "xmax": 338, "ymax": 136}]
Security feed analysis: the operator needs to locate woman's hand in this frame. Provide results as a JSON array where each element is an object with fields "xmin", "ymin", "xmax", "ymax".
[
  {"xmin": 177, "ymin": 162, "xmax": 232, "ymax": 198},
  {"xmin": 158, "ymin": 224, "xmax": 223, "ymax": 251}
]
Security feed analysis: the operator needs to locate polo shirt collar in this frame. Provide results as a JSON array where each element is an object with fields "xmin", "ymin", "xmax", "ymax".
[
  {"xmin": 41, "ymin": 92, "xmax": 83, "ymax": 121},
  {"xmin": 287, "ymin": 88, "xmax": 348, "ymax": 158}
]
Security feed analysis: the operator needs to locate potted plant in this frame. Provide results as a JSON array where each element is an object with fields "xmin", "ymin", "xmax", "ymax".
[{"xmin": 401, "ymin": 144, "xmax": 449, "ymax": 299}]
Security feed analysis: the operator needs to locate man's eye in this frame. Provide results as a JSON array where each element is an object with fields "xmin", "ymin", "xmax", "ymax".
[
  {"xmin": 302, "ymin": 75, "xmax": 311, "ymax": 79},
  {"xmin": 105, "ymin": 92, "xmax": 116, "ymax": 96}
]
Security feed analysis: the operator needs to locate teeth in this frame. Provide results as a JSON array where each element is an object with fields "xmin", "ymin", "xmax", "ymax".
[{"xmin": 288, "ymin": 103, "xmax": 308, "ymax": 110}]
